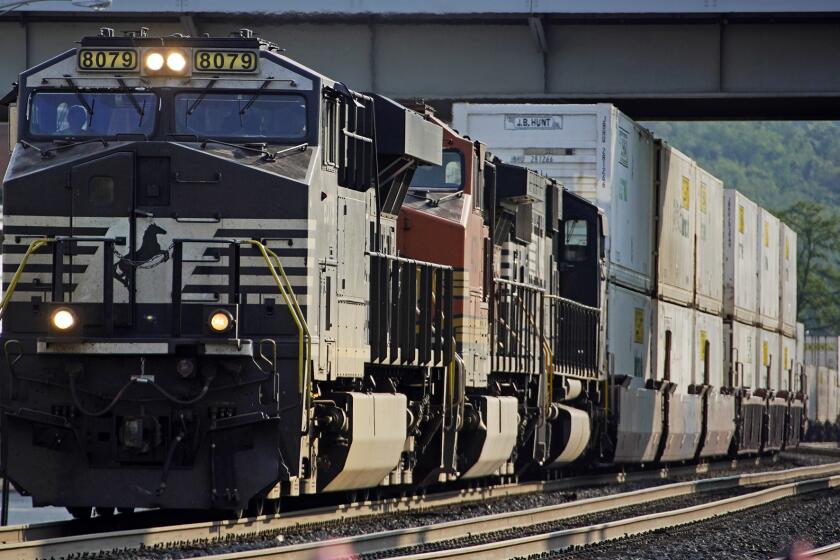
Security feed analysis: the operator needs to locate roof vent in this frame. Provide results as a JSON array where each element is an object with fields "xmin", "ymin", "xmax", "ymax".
[{"xmin": 124, "ymin": 27, "xmax": 149, "ymax": 38}]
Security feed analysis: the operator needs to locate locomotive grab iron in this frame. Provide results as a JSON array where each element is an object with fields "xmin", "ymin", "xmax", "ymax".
[{"xmin": 0, "ymin": 28, "xmax": 804, "ymax": 517}]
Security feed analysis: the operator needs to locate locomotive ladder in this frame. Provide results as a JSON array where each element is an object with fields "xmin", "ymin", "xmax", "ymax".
[
  {"xmin": 0, "ymin": 236, "xmax": 55, "ymax": 526},
  {"xmin": 244, "ymin": 240, "xmax": 313, "ymax": 399}
]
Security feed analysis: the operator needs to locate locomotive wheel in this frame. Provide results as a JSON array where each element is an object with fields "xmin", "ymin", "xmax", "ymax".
[
  {"xmin": 95, "ymin": 507, "xmax": 115, "ymax": 517},
  {"xmin": 66, "ymin": 507, "xmax": 92, "ymax": 519}
]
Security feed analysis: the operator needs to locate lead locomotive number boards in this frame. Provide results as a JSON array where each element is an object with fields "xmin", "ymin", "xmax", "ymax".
[
  {"xmin": 193, "ymin": 49, "xmax": 259, "ymax": 73},
  {"xmin": 77, "ymin": 48, "xmax": 139, "ymax": 71}
]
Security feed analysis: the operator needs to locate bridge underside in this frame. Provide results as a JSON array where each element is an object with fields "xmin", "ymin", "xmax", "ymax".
[{"xmin": 1, "ymin": 11, "xmax": 840, "ymax": 119}]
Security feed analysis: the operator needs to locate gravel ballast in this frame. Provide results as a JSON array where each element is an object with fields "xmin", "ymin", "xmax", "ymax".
[
  {"xmin": 534, "ymin": 487, "xmax": 840, "ymax": 560},
  {"xmin": 91, "ymin": 453, "xmax": 835, "ymax": 560}
]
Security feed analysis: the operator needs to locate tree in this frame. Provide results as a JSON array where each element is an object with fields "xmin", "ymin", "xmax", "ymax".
[{"xmin": 778, "ymin": 200, "xmax": 840, "ymax": 332}]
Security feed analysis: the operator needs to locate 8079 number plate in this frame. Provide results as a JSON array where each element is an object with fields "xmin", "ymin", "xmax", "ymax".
[
  {"xmin": 193, "ymin": 50, "xmax": 259, "ymax": 73},
  {"xmin": 77, "ymin": 48, "xmax": 138, "ymax": 71}
]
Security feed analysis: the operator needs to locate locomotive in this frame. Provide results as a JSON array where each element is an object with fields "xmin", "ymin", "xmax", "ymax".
[{"xmin": 0, "ymin": 29, "xmax": 801, "ymax": 518}]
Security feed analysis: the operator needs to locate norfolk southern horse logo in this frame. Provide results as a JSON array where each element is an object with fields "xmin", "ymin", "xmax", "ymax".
[{"xmin": 114, "ymin": 223, "xmax": 170, "ymax": 288}]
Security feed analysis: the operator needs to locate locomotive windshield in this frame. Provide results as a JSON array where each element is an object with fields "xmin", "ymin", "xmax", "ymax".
[
  {"xmin": 409, "ymin": 149, "xmax": 464, "ymax": 191},
  {"xmin": 174, "ymin": 92, "xmax": 307, "ymax": 141},
  {"xmin": 29, "ymin": 91, "xmax": 156, "ymax": 138}
]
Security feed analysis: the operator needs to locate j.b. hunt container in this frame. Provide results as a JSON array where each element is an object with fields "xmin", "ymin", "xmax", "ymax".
[
  {"xmin": 779, "ymin": 223, "xmax": 798, "ymax": 337},
  {"xmin": 724, "ymin": 190, "xmax": 758, "ymax": 324},
  {"xmin": 655, "ymin": 142, "xmax": 695, "ymax": 306},
  {"xmin": 695, "ymin": 167, "xmax": 724, "ymax": 314},
  {"xmin": 452, "ymin": 103, "xmax": 655, "ymax": 294},
  {"xmin": 757, "ymin": 209, "xmax": 781, "ymax": 331}
]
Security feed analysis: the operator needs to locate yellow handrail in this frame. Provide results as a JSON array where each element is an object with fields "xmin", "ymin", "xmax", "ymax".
[
  {"xmin": 508, "ymin": 287, "xmax": 555, "ymax": 414},
  {"xmin": 0, "ymin": 238, "xmax": 53, "ymax": 321},
  {"xmin": 242, "ymin": 240, "xmax": 311, "ymax": 397},
  {"xmin": 0, "ymin": 237, "xmax": 313, "ymax": 413}
]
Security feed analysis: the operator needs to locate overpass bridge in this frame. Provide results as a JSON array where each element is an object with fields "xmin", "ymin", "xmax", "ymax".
[{"xmin": 0, "ymin": 1, "xmax": 839, "ymax": 119}]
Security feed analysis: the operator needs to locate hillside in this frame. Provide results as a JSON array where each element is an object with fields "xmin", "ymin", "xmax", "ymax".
[{"xmin": 643, "ymin": 121, "xmax": 840, "ymax": 213}]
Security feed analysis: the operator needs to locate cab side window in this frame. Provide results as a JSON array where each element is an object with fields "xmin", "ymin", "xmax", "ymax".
[
  {"xmin": 563, "ymin": 219, "xmax": 589, "ymax": 262},
  {"xmin": 322, "ymin": 95, "xmax": 339, "ymax": 168}
]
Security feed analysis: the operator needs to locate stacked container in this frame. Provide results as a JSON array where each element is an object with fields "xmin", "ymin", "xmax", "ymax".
[
  {"xmin": 655, "ymin": 142, "xmax": 696, "ymax": 306},
  {"xmin": 807, "ymin": 367, "xmax": 839, "ymax": 425},
  {"xmin": 779, "ymin": 335, "xmax": 797, "ymax": 391},
  {"xmin": 452, "ymin": 103, "xmax": 745, "ymax": 459},
  {"xmin": 805, "ymin": 335, "xmax": 840, "ymax": 369},
  {"xmin": 780, "ymin": 224, "xmax": 798, "ymax": 337},
  {"xmin": 451, "ymin": 103, "xmax": 656, "ymax": 383},
  {"xmin": 797, "ymin": 323, "xmax": 805, "ymax": 372},
  {"xmin": 695, "ymin": 167, "xmax": 724, "ymax": 315},
  {"xmin": 692, "ymin": 166, "xmax": 734, "ymax": 457},
  {"xmin": 724, "ymin": 190, "xmax": 758, "ymax": 324},
  {"xmin": 727, "ymin": 321, "xmax": 757, "ymax": 388},
  {"xmin": 756, "ymin": 328, "xmax": 781, "ymax": 390},
  {"xmin": 757, "ymin": 209, "xmax": 781, "ymax": 330}
]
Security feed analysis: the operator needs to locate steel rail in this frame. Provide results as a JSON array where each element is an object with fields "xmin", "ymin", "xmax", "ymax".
[
  {"xmin": 793, "ymin": 542, "xmax": 840, "ymax": 559},
  {"xmin": 35, "ymin": 461, "xmax": 831, "ymax": 560},
  {"xmin": 0, "ymin": 456, "xmax": 804, "ymax": 559},
  {"xmin": 378, "ymin": 475, "xmax": 840, "ymax": 560}
]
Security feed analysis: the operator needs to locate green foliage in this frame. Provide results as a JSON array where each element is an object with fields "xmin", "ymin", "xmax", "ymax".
[
  {"xmin": 646, "ymin": 121, "xmax": 840, "ymax": 332},
  {"xmin": 778, "ymin": 201, "xmax": 840, "ymax": 332},
  {"xmin": 645, "ymin": 121, "xmax": 840, "ymax": 210}
]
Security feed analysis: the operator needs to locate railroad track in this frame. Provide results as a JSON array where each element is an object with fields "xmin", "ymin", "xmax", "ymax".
[
  {"xmin": 1, "ymin": 458, "xmax": 836, "ymax": 560},
  {"xmin": 185, "ymin": 463, "xmax": 840, "ymax": 560},
  {"xmin": 0, "ymin": 458, "xmax": 732, "ymax": 544},
  {"xmin": 795, "ymin": 542, "xmax": 840, "ymax": 559}
]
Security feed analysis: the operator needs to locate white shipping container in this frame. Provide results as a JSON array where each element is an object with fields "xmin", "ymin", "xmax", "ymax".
[
  {"xmin": 452, "ymin": 103, "xmax": 655, "ymax": 293},
  {"xmin": 805, "ymin": 365, "xmax": 840, "ymax": 424},
  {"xmin": 606, "ymin": 283, "xmax": 651, "ymax": 379},
  {"xmin": 695, "ymin": 166, "xmax": 724, "ymax": 314},
  {"xmin": 779, "ymin": 335, "xmax": 797, "ymax": 391},
  {"xmin": 723, "ymin": 190, "xmax": 758, "ymax": 323},
  {"xmin": 779, "ymin": 223, "xmax": 798, "ymax": 337},
  {"xmin": 756, "ymin": 328, "xmax": 781, "ymax": 390},
  {"xmin": 694, "ymin": 310, "xmax": 724, "ymax": 388},
  {"xmin": 805, "ymin": 335, "xmax": 840, "ymax": 370},
  {"xmin": 797, "ymin": 322, "xmax": 805, "ymax": 370},
  {"xmin": 826, "ymin": 368, "xmax": 839, "ymax": 424},
  {"xmin": 806, "ymin": 365, "xmax": 824, "ymax": 423},
  {"xmin": 757, "ymin": 208, "xmax": 781, "ymax": 330},
  {"xmin": 806, "ymin": 365, "xmax": 817, "ymax": 422},
  {"xmin": 726, "ymin": 320, "xmax": 756, "ymax": 390},
  {"xmin": 651, "ymin": 300, "xmax": 694, "ymax": 392},
  {"xmin": 655, "ymin": 142, "xmax": 696, "ymax": 306}
]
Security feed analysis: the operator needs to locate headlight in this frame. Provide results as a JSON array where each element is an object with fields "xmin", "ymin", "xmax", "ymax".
[
  {"xmin": 208, "ymin": 310, "xmax": 233, "ymax": 333},
  {"xmin": 51, "ymin": 308, "xmax": 77, "ymax": 331},
  {"xmin": 166, "ymin": 51, "xmax": 187, "ymax": 72},
  {"xmin": 144, "ymin": 51, "xmax": 164, "ymax": 71}
]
